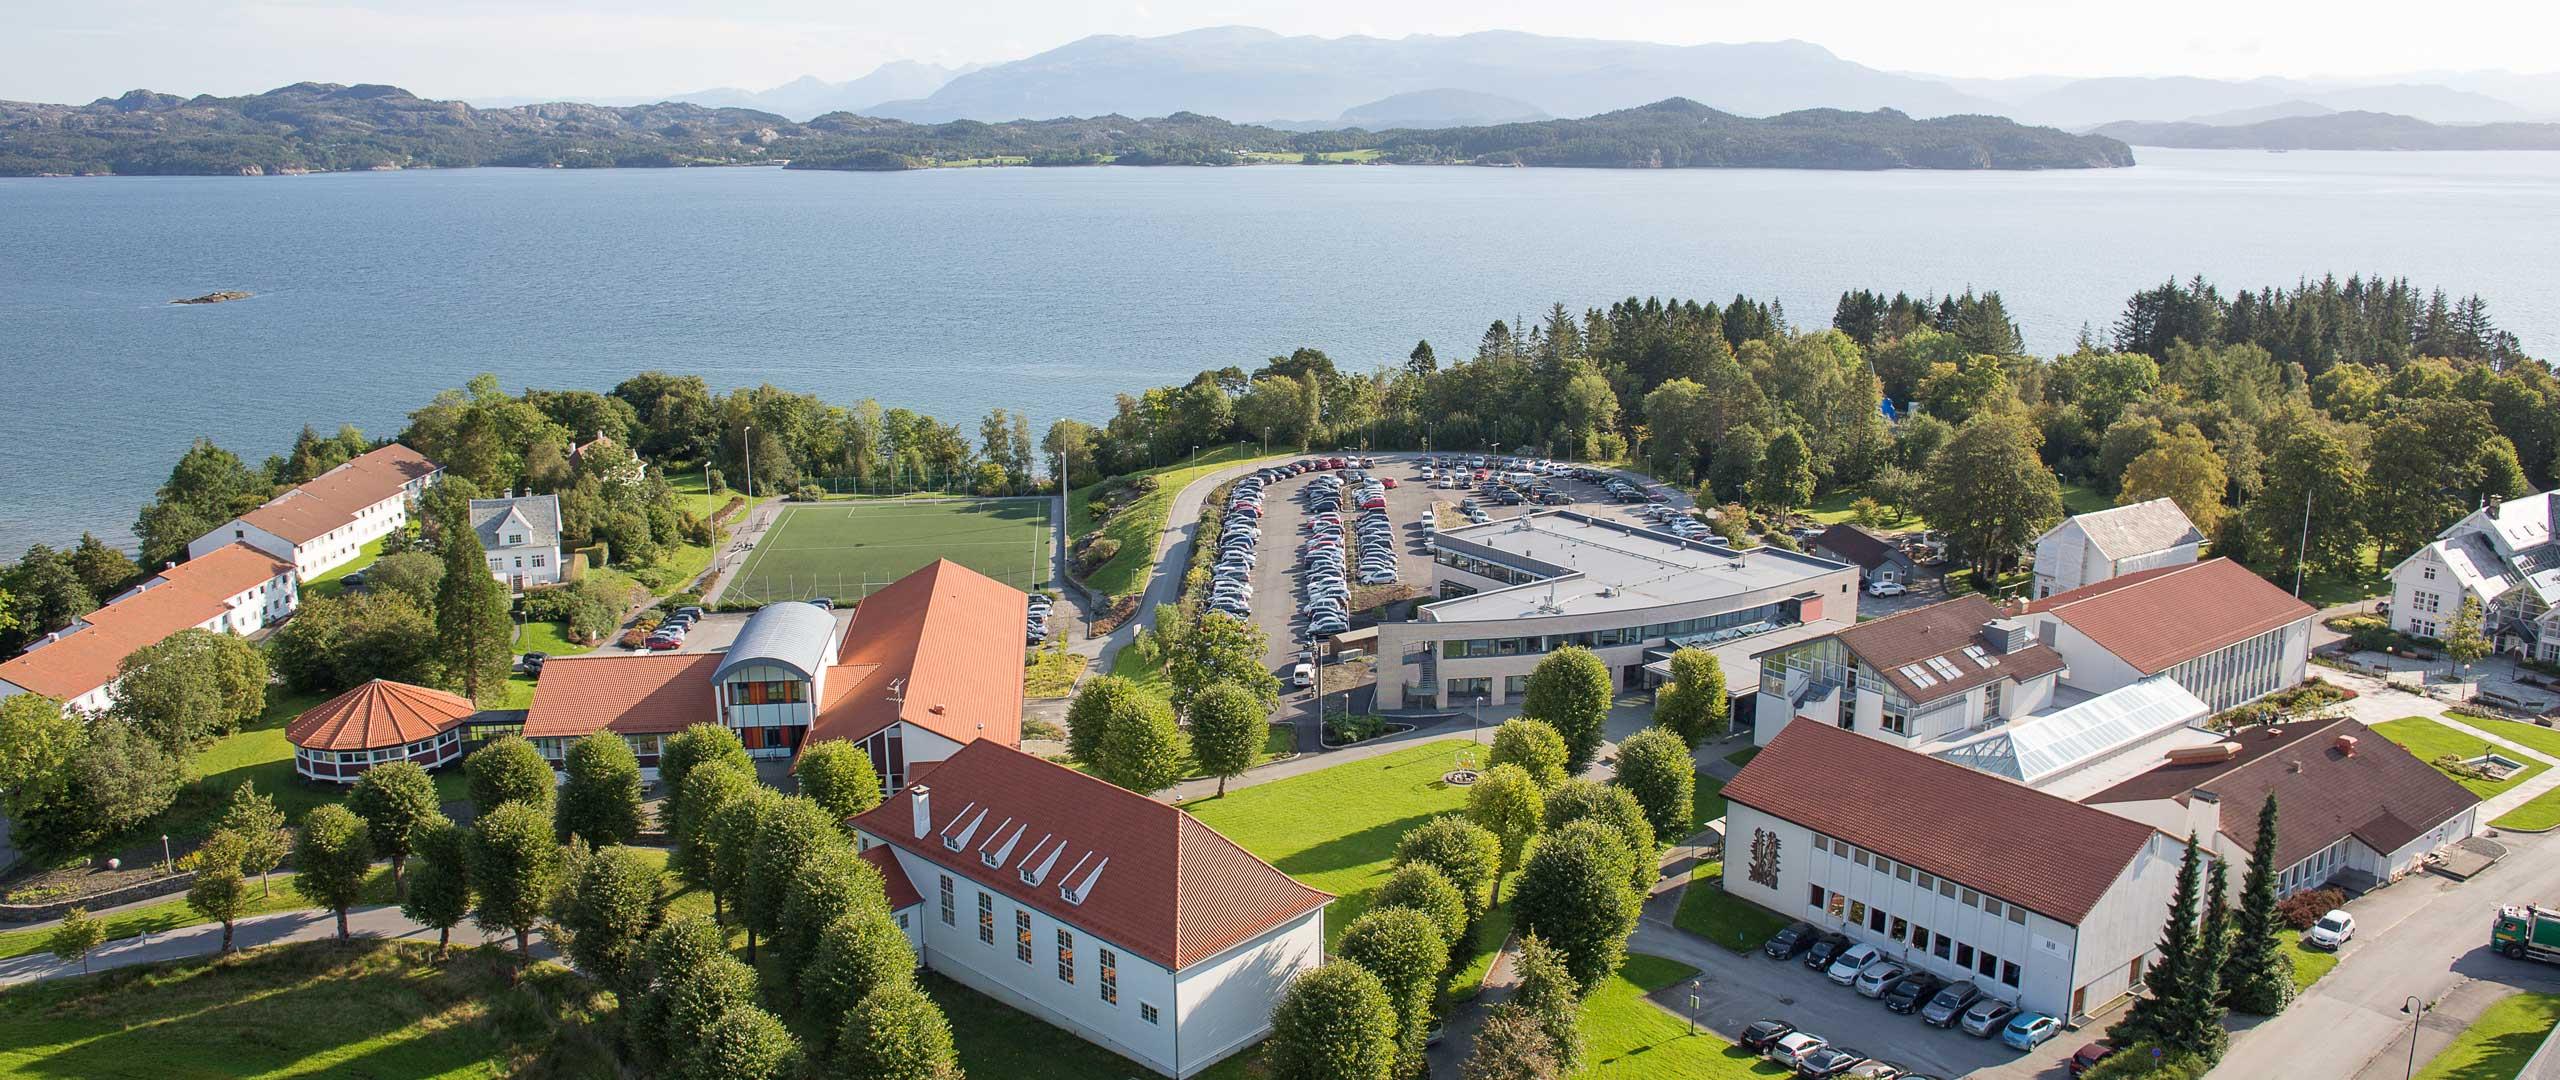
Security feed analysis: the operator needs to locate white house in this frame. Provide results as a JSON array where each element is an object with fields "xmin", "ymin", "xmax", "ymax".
[
  {"xmin": 2023, "ymin": 558, "xmax": 2314, "ymax": 712},
  {"xmin": 470, "ymin": 495, "xmax": 564, "ymax": 591},
  {"xmin": 1723, "ymin": 721, "xmax": 2194, "ymax": 1023},
  {"xmin": 0, "ymin": 543, "xmax": 297, "ymax": 713},
  {"xmin": 520, "ymin": 559, "xmax": 1025, "ymax": 783},
  {"xmin": 2033, "ymin": 498, "xmax": 2204, "ymax": 598},
  {"xmin": 2385, "ymin": 490, "xmax": 2560, "ymax": 660},
  {"xmin": 188, "ymin": 444, "xmax": 441, "ymax": 580},
  {"xmin": 2085, "ymin": 717, "xmax": 2480, "ymax": 896},
  {"xmin": 850, "ymin": 740, "xmax": 1333, "ymax": 1080}
]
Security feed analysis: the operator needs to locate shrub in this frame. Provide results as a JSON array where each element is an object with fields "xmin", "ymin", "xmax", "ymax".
[
  {"xmin": 792, "ymin": 483, "xmax": 825, "ymax": 502},
  {"xmin": 2081, "ymin": 1042, "xmax": 2211, "ymax": 1080},
  {"xmin": 1075, "ymin": 536, "xmax": 1122, "ymax": 576},
  {"xmin": 2276, "ymin": 887, "xmax": 2347, "ymax": 931}
]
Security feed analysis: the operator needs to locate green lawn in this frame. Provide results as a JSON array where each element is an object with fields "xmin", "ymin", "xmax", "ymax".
[
  {"xmin": 728, "ymin": 497, "xmax": 1052, "ymax": 604},
  {"xmin": 1672, "ymin": 863, "xmax": 1793, "ymax": 953},
  {"xmin": 2060, "ymin": 480, "xmax": 2109, "ymax": 516},
  {"xmin": 1069, "ymin": 445, "xmax": 1280, "ymax": 600},
  {"xmin": 2414, "ymin": 991, "xmax": 2560, "ymax": 1080},
  {"xmin": 0, "ymin": 940, "xmax": 615, "ymax": 1079},
  {"xmin": 500, "ymin": 619, "xmax": 584, "ymax": 708},
  {"xmin": 133, "ymin": 683, "xmax": 471, "ymax": 854},
  {"xmin": 302, "ymin": 537, "xmax": 388, "ymax": 599},
  {"xmin": 2371, "ymin": 716, "xmax": 2550, "ymax": 798},
  {"xmin": 925, "ymin": 970, "xmax": 1177, "ymax": 1080},
  {"xmin": 1802, "ymin": 487, "xmax": 1927, "ymax": 532},
  {"xmin": 1179, "ymin": 739, "xmax": 1476, "ymax": 949},
  {"xmin": 2283, "ymin": 929, "xmax": 2341, "ymax": 991},
  {"xmin": 2456, "ymin": 716, "xmax": 2560, "ymax": 829},
  {"xmin": 1723, "ymin": 746, "xmax": 1760, "ymax": 769},
  {"xmin": 0, "ymin": 866, "xmax": 398, "ymax": 961},
  {"xmin": 1583, "ymin": 954, "xmax": 1793, "ymax": 1079},
  {"xmin": 1695, "ymin": 775, "xmax": 1728, "ymax": 828},
  {"xmin": 667, "ymin": 468, "xmax": 735, "ymax": 521}
]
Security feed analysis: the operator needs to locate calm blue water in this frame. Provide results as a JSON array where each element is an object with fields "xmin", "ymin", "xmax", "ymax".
[{"xmin": 4, "ymin": 148, "xmax": 2558, "ymax": 554}]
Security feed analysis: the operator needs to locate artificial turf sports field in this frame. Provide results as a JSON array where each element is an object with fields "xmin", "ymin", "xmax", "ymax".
[{"xmin": 725, "ymin": 497, "xmax": 1053, "ymax": 603}]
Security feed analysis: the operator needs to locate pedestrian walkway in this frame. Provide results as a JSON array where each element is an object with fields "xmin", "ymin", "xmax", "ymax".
[
  {"xmin": 0, "ymin": 903, "xmax": 544, "ymax": 986},
  {"xmin": 2330, "ymin": 667, "xmax": 2560, "ymax": 821}
]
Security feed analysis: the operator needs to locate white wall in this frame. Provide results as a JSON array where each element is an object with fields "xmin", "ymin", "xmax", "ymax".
[
  {"xmin": 1173, "ymin": 911, "xmax": 1325, "ymax": 1077},
  {"xmin": 2034, "ymin": 527, "xmax": 2097, "ymax": 598},
  {"xmin": 2388, "ymin": 548, "xmax": 2456, "ymax": 639},
  {"xmin": 890, "ymin": 846, "xmax": 1182, "ymax": 1077},
  {"xmin": 484, "ymin": 544, "xmax": 562, "ymax": 590},
  {"xmin": 2115, "ymin": 541, "xmax": 2201, "ymax": 580},
  {"xmin": 188, "ymin": 520, "xmax": 297, "ymax": 567}
]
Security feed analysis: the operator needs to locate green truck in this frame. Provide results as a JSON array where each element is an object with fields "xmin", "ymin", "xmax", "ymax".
[{"xmin": 2492, "ymin": 904, "xmax": 2560, "ymax": 961}]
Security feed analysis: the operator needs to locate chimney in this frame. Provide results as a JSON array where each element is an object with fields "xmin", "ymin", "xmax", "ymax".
[
  {"xmin": 2185, "ymin": 787, "xmax": 2222, "ymax": 842},
  {"xmin": 2335, "ymin": 734, "xmax": 2358, "ymax": 757},
  {"xmin": 910, "ymin": 785, "xmax": 932, "ymax": 838},
  {"xmin": 2288, "ymin": 759, "xmax": 2304, "ymax": 774}
]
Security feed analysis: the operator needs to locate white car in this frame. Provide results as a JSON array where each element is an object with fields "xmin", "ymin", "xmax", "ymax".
[
  {"xmin": 1291, "ymin": 662, "xmax": 1315, "ymax": 688},
  {"xmin": 1767, "ymin": 1031, "xmax": 1830, "ymax": 1069},
  {"xmin": 2304, "ymin": 909, "xmax": 2355, "ymax": 949},
  {"xmin": 1868, "ymin": 580, "xmax": 1909, "ymax": 597}
]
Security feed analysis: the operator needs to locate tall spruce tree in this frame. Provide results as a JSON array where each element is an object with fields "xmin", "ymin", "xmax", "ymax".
[
  {"xmin": 2176, "ymin": 856, "xmax": 2234, "ymax": 1061},
  {"xmin": 434, "ymin": 501, "xmax": 514, "ymax": 702},
  {"xmin": 2223, "ymin": 795, "xmax": 2296, "ymax": 1014},
  {"xmin": 2111, "ymin": 834, "xmax": 2205, "ymax": 1048}
]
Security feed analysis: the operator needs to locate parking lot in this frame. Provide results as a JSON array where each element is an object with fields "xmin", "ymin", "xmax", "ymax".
[{"xmin": 1696, "ymin": 926, "xmax": 2078, "ymax": 1079}]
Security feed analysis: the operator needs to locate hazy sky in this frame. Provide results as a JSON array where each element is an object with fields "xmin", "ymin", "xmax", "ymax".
[{"xmin": 7, "ymin": 0, "xmax": 2554, "ymax": 102}]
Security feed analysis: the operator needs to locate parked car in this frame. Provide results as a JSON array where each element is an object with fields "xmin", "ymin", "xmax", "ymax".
[
  {"xmin": 1738, "ymin": 1020, "xmax": 1797, "ymax": 1052},
  {"xmin": 807, "ymin": 597, "xmax": 834, "ymax": 610},
  {"xmin": 1292, "ymin": 663, "xmax": 1315, "ymax": 688},
  {"xmin": 1826, "ymin": 944, "xmax": 1884, "ymax": 986},
  {"xmin": 1796, "ymin": 1046, "xmax": 1869, "ymax": 1079},
  {"xmin": 1766, "ymin": 1032, "xmax": 1830, "ymax": 1070},
  {"xmin": 1840, "ymin": 1062, "xmax": 1909, "ymax": 1080},
  {"xmin": 1765, "ymin": 923, "xmax": 1820, "ymax": 960},
  {"xmin": 673, "ymin": 606, "xmax": 704, "ymax": 621},
  {"xmin": 519, "ymin": 652, "xmax": 548, "ymax": 677},
  {"xmin": 645, "ymin": 634, "xmax": 683, "ymax": 651},
  {"xmin": 1959, "ymin": 997, "xmax": 2019, "ymax": 1038},
  {"xmin": 2304, "ymin": 909, "xmax": 2356, "ymax": 949},
  {"xmin": 2000, "ymin": 1013, "xmax": 2061, "ymax": 1051},
  {"xmin": 1882, "ymin": 972, "xmax": 1945, "ymax": 1014},
  {"xmin": 1853, "ymin": 960, "xmax": 1909, "ymax": 998},
  {"xmin": 1917, "ymin": 982, "xmax": 1984, "ymax": 1028},
  {"xmin": 1801, "ymin": 932, "xmax": 1853, "ymax": 972},
  {"xmin": 2068, "ymin": 1043, "xmax": 2119, "ymax": 1077},
  {"xmin": 1867, "ymin": 580, "xmax": 1908, "ymax": 597}
]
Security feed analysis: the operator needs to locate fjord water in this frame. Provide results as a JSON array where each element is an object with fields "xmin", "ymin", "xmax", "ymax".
[{"xmin": 3, "ymin": 148, "xmax": 2556, "ymax": 552}]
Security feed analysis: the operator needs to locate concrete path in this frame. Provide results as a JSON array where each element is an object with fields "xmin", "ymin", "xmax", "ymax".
[
  {"xmin": 2327, "ymin": 668, "xmax": 2560, "ymax": 821},
  {"xmin": 0, "ymin": 903, "xmax": 545, "ymax": 986}
]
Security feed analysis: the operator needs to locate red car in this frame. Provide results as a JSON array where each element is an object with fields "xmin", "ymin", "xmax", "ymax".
[
  {"xmin": 645, "ymin": 635, "xmax": 684, "ymax": 651},
  {"xmin": 2068, "ymin": 1043, "xmax": 2119, "ymax": 1076},
  {"xmin": 1381, "ymin": 477, "xmax": 1397, "ymax": 489}
]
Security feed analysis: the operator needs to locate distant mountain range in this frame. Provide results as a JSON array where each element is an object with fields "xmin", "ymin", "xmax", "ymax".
[
  {"xmin": 0, "ymin": 83, "xmax": 2129, "ymax": 176},
  {"xmin": 477, "ymin": 28, "xmax": 2560, "ymax": 132},
  {"xmin": 472, "ymin": 62, "xmax": 978, "ymax": 121},
  {"xmin": 2094, "ymin": 111, "xmax": 2560, "ymax": 150}
]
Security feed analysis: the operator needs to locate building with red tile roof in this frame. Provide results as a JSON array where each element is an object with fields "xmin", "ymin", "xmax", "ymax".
[
  {"xmin": 2084, "ymin": 717, "xmax": 2479, "ymax": 895},
  {"xmin": 2024, "ymin": 557, "xmax": 2314, "ymax": 711},
  {"xmin": 518, "ymin": 559, "xmax": 1024, "ymax": 785},
  {"xmin": 0, "ymin": 542, "xmax": 297, "ymax": 714},
  {"xmin": 1722, "ymin": 720, "xmax": 2192, "ymax": 1024},
  {"xmin": 851, "ymin": 739, "xmax": 1329, "ymax": 1079},
  {"xmin": 287, "ymin": 679, "xmax": 479, "ymax": 781},
  {"xmin": 187, "ymin": 443, "xmax": 441, "ymax": 580}
]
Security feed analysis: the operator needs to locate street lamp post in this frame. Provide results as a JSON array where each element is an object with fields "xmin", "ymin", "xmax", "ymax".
[
  {"xmin": 2402, "ymin": 996, "xmax": 2430, "ymax": 1079},
  {"xmin": 742, "ymin": 424, "xmax": 755, "ymax": 500},
  {"xmin": 161, "ymin": 833, "xmax": 171, "ymax": 874},
  {"xmin": 1687, "ymin": 979, "xmax": 1702, "ymax": 1035}
]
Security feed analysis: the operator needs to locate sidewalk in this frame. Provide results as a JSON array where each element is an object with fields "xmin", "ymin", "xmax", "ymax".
[
  {"xmin": 2329, "ymin": 668, "xmax": 2560, "ymax": 821},
  {"xmin": 0, "ymin": 903, "xmax": 545, "ymax": 986}
]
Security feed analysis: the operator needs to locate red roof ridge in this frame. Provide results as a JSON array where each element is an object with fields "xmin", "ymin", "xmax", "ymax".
[{"xmin": 286, "ymin": 678, "xmax": 478, "ymax": 751}]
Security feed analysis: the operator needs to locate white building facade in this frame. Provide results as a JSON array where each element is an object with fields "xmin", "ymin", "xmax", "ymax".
[
  {"xmin": 471, "ymin": 495, "xmax": 564, "ymax": 592},
  {"xmin": 2385, "ymin": 491, "xmax": 2560, "ymax": 657},
  {"xmin": 2033, "ymin": 498, "xmax": 2204, "ymax": 598},
  {"xmin": 188, "ymin": 444, "xmax": 441, "ymax": 580}
]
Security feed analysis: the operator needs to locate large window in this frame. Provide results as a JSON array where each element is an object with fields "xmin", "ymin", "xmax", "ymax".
[
  {"xmin": 978, "ymin": 892, "xmax": 994, "ymax": 945},
  {"xmin": 1056, "ymin": 929, "xmax": 1075, "ymax": 984},
  {"xmin": 1442, "ymin": 602, "xmax": 1794, "ymax": 660},
  {"xmin": 1100, "ymin": 948, "xmax": 1119, "ymax": 1005},
  {"xmin": 939, "ymin": 875, "xmax": 955, "ymax": 926},
  {"xmin": 1016, "ymin": 910, "xmax": 1034, "ymax": 964},
  {"xmin": 728, "ymin": 679, "xmax": 807, "ymax": 706}
]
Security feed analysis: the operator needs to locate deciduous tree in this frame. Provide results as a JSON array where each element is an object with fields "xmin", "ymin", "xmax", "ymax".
[
  {"xmin": 559, "ymin": 844, "xmax": 666, "ymax": 995},
  {"xmin": 186, "ymin": 828, "xmax": 253, "ymax": 953},
  {"xmin": 295, "ymin": 804, "xmax": 374, "ymax": 942},
  {"xmin": 1466, "ymin": 764, "xmax": 1544, "ymax": 908},
  {"xmin": 465, "ymin": 734, "xmax": 556, "ymax": 817},
  {"xmin": 557, "ymin": 731, "xmax": 644, "ymax": 845},
  {"xmin": 1613, "ymin": 727, "xmax": 1696, "ymax": 844},
  {"xmin": 469, "ymin": 800, "xmax": 565, "ymax": 955},
  {"xmin": 111, "ymin": 628, "xmax": 267, "ymax": 752},
  {"xmin": 1164, "ymin": 610, "xmax": 1280, "ymax": 717},
  {"xmin": 831, "ymin": 983, "xmax": 962, "ymax": 1080},
  {"xmin": 743, "ymin": 794, "xmax": 838, "ymax": 965},
  {"xmin": 1094, "ymin": 689, "xmax": 1184, "ymax": 795},
  {"xmin": 1521, "ymin": 646, "xmax": 1611, "ymax": 775},
  {"xmin": 1373, "ymin": 863, "xmax": 1469, "ymax": 969},
  {"xmin": 48, "ymin": 906, "xmax": 107, "ymax": 974},
  {"xmin": 1542, "ymin": 779, "xmax": 1657, "ymax": 894},
  {"xmin": 1339, "ymin": 907, "xmax": 1449, "ymax": 1079},
  {"xmin": 1064, "ymin": 675, "xmax": 1146, "ymax": 766},
  {"xmin": 346, "ymin": 764, "xmax": 441, "ymax": 900},
  {"xmin": 401, "ymin": 819, "xmax": 474, "ymax": 953},
  {"xmin": 795, "ymin": 738, "xmax": 883, "ymax": 822},
  {"xmin": 1393, "ymin": 814, "xmax": 1502, "ymax": 931},
  {"xmin": 2120, "ymin": 423, "xmax": 2229, "ymax": 537},
  {"xmin": 657, "ymin": 722, "xmax": 751, "ymax": 833},
  {"xmin": 1920, "ymin": 413, "xmax": 2064, "ymax": 578},
  {"xmin": 1187, "ymin": 681, "xmax": 1265, "ymax": 797},
  {"xmin": 1488, "ymin": 718, "xmax": 1569, "ymax": 790},
  {"xmin": 1513, "ymin": 820, "xmax": 1641, "ymax": 994},
  {"xmin": 1267, "ymin": 959, "xmax": 1398, "ymax": 1080},
  {"xmin": 217, "ymin": 779, "xmax": 289, "ymax": 898},
  {"xmin": 674, "ymin": 761, "xmax": 756, "ymax": 922},
  {"xmin": 801, "ymin": 909, "xmax": 917, "ymax": 1057}
]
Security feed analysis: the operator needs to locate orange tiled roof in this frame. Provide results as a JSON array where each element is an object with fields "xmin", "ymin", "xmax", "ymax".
[
  {"xmin": 286, "ymin": 679, "xmax": 477, "ymax": 751},
  {"xmin": 2028, "ymin": 558, "xmax": 2313, "ymax": 675},
  {"xmin": 862, "ymin": 845, "xmax": 924, "ymax": 910},
  {"xmin": 237, "ymin": 444, "xmax": 438, "ymax": 545},
  {"xmin": 0, "ymin": 543, "xmax": 293, "ymax": 701},
  {"xmin": 813, "ymin": 559, "xmax": 1026, "ymax": 749},
  {"xmin": 523, "ymin": 652, "xmax": 721, "ymax": 738},
  {"xmin": 850, "ymin": 740, "xmax": 1331, "ymax": 971}
]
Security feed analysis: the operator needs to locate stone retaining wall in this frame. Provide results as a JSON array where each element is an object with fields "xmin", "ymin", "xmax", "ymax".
[{"xmin": 0, "ymin": 870, "xmax": 198, "ymax": 923}]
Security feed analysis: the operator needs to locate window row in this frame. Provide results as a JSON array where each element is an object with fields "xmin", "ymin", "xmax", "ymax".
[
  {"xmin": 1440, "ymin": 602, "xmax": 1791, "ymax": 659},
  {"xmin": 727, "ymin": 679, "xmax": 808, "ymax": 705},
  {"xmin": 1810, "ymin": 883, "xmax": 2021, "ymax": 988},
  {"xmin": 1814, "ymin": 832, "xmax": 2028, "ymax": 925},
  {"xmin": 295, "ymin": 729, "xmax": 460, "ymax": 765},
  {"xmin": 952, "ymin": 877, "xmax": 1155, "ymax": 1022}
]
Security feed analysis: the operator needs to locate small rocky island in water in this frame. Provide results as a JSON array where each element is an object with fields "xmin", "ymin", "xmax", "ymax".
[{"xmin": 171, "ymin": 291, "xmax": 252, "ymax": 305}]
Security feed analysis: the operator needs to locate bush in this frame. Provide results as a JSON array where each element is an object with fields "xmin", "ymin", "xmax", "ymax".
[
  {"xmin": 620, "ymin": 628, "xmax": 649, "ymax": 649},
  {"xmin": 1075, "ymin": 536, "xmax": 1122, "ymax": 576},
  {"xmin": 792, "ymin": 484, "xmax": 825, "ymax": 502},
  {"xmin": 1326, "ymin": 713, "xmax": 1390, "ymax": 744},
  {"xmin": 2276, "ymin": 887, "xmax": 2347, "ymax": 931},
  {"xmin": 2081, "ymin": 1042, "xmax": 2211, "ymax": 1080}
]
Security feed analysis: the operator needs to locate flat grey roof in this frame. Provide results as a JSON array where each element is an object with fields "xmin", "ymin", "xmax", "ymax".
[{"xmin": 1425, "ymin": 511, "xmax": 1849, "ymax": 623}]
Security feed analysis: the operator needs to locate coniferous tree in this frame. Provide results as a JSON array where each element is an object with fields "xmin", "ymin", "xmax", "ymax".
[
  {"xmin": 2225, "ymin": 795, "xmax": 2296, "ymax": 1014},
  {"xmin": 2176, "ymin": 856, "xmax": 2234, "ymax": 1061},
  {"xmin": 434, "ymin": 501, "xmax": 514, "ymax": 702},
  {"xmin": 2111, "ymin": 834, "xmax": 2205, "ymax": 1048}
]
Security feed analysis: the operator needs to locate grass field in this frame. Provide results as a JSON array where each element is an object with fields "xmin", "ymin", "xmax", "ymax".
[
  {"xmin": 0, "ymin": 940, "xmax": 615, "ymax": 1079},
  {"xmin": 2459, "ymin": 716, "xmax": 2560, "ymax": 830},
  {"xmin": 1585, "ymin": 954, "xmax": 1792, "ymax": 1079},
  {"xmin": 1672, "ymin": 864, "xmax": 1793, "ymax": 953},
  {"xmin": 2371, "ymin": 716, "xmax": 2550, "ymax": 798},
  {"xmin": 2414, "ymin": 991, "xmax": 2560, "ymax": 1080},
  {"xmin": 303, "ymin": 537, "xmax": 387, "ymax": 600},
  {"xmin": 0, "ymin": 866, "xmax": 397, "ymax": 961},
  {"xmin": 1695, "ymin": 775, "xmax": 1728, "ymax": 829},
  {"xmin": 2282, "ymin": 929, "xmax": 2340, "ymax": 991},
  {"xmin": 727, "ymin": 497, "xmax": 1053, "ymax": 604}
]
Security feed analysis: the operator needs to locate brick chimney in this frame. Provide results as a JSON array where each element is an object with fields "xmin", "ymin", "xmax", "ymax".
[{"xmin": 2335, "ymin": 734, "xmax": 2358, "ymax": 757}]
